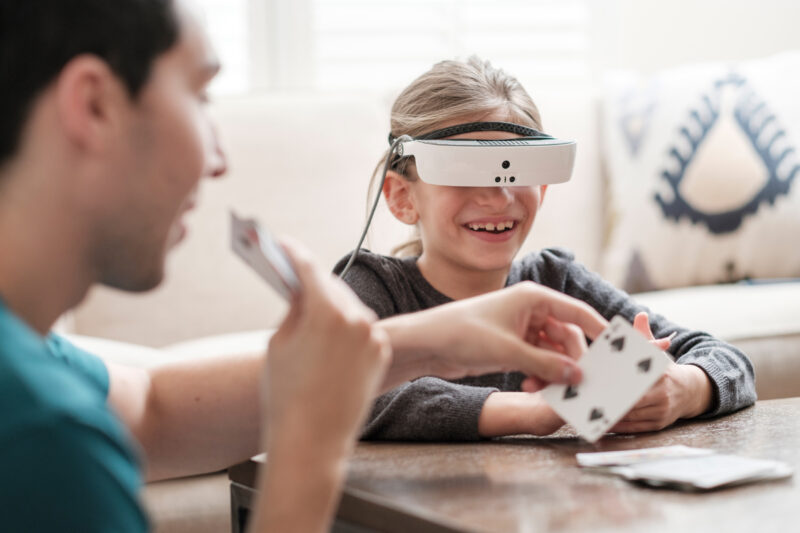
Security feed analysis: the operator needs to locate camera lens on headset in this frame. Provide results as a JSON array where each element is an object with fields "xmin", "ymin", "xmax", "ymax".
[{"xmin": 502, "ymin": 160, "xmax": 510, "ymax": 169}]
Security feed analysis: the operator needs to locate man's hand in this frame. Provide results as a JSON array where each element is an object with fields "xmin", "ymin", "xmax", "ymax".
[
  {"xmin": 252, "ymin": 240, "xmax": 391, "ymax": 533},
  {"xmin": 378, "ymin": 281, "xmax": 608, "ymax": 394},
  {"xmin": 262, "ymin": 238, "xmax": 391, "ymax": 451},
  {"xmin": 612, "ymin": 312, "xmax": 712, "ymax": 433}
]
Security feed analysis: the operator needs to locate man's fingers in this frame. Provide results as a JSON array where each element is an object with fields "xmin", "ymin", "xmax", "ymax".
[
  {"xmin": 542, "ymin": 318, "xmax": 587, "ymax": 360},
  {"xmin": 515, "ymin": 283, "xmax": 608, "ymax": 341},
  {"xmin": 534, "ymin": 337, "xmax": 562, "ymax": 354},
  {"xmin": 521, "ymin": 376, "xmax": 546, "ymax": 393},
  {"xmin": 503, "ymin": 333, "xmax": 583, "ymax": 385},
  {"xmin": 277, "ymin": 237, "xmax": 324, "ymax": 294}
]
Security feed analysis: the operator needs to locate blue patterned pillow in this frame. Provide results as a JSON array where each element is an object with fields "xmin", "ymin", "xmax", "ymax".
[{"xmin": 600, "ymin": 52, "xmax": 800, "ymax": 292}]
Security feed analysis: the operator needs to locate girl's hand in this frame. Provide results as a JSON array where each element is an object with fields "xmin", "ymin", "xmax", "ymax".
[
  {"xmin": 478, "ymin": 391, "xmax": 564, "ymax": 438},
  {"xmin": 611, "ymin": 312, "xmax": 713, "ymax": 433},
  {"xmin": 634, "ymin": 311, "xmax": 673, "ymax": 351}
]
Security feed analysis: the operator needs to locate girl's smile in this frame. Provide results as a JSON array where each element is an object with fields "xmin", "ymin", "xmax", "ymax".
[
  {"xmin": 382, "ymin": 111, "xmax": 547, "ymax": 298},
  {"xmin": 462, "ymin": 215, "xmax": 521, "ymax": 242}
]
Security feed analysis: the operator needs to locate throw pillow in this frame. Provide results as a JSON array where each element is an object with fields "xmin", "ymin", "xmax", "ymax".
[{"xmin": 600, "ymin": 51, "xmax": 800, "ymax": 292}]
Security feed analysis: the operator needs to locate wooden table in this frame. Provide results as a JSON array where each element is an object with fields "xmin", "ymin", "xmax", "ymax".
[{"xmin": 229, "ymin": 398, "xmax": 799, "ymax": 533}]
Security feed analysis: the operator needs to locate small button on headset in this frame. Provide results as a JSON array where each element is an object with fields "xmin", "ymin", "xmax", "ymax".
[
  {"xmin": 510, "ymin": 176, "xmax": 516, "ymax": 183},
  {"xmin": 495, "ymin": 176, "xmax": 501, "ymax": 183}
]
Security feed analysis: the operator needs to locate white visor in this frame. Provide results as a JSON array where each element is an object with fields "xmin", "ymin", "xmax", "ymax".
[{"xmin": 396, "ymin": 137, "xmax": 576, "ymax": 187}]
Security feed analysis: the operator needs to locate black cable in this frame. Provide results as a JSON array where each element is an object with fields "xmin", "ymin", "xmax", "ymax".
[{"xmin": 339, "ymin": 135, "xmax": 412, "ymax": 280}]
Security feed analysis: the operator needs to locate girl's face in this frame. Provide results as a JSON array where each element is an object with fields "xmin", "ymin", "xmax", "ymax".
[{"xmin": 387, "ymin": 116, "xmax": 546, "ymax": 274}]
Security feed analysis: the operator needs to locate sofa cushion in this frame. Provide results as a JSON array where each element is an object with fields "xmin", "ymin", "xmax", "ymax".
[
  {"xmin": 66, "ymin": 334, "xmax": 174, "ymax": 368},
  {"xmin": 164, "ymin": 330, "xmax": 272, "ymax": 358},
  {"xmin": 600, "ymin": 51, "xmax": 800, "ymax": 292}
]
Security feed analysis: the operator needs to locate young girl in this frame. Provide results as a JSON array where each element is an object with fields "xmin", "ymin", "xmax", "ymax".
[{"xmin": 334, "ymin": 56, "xmax": 756, "ymax": 441}]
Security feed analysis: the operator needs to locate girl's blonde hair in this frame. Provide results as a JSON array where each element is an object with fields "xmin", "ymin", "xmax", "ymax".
[{"xmin": 369, "ymin": 56, "xmax": 544, "ymax": 257}]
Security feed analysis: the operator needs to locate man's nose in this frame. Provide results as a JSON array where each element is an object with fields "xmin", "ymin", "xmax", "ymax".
[{"xmin": 207, "ymin": 124, "xmax": 228, "ymax": 179}]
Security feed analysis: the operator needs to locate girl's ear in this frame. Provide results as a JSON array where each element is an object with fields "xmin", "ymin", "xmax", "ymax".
[{"xmin": 383, "ymin": 171, "xmax": 420, "ymax": 225}]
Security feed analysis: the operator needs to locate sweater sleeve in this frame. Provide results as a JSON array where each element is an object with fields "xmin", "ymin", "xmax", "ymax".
[
  {"xmin": 362, "ymin": 378, "xmax": 498, "ymax": 441},
  {"xmin": 333, "ymin": 251, "xmax": 505, "ymax": 441},
  {"xmin": 532, "ymin": 248, "xmax": 757, "ymax": 417}
]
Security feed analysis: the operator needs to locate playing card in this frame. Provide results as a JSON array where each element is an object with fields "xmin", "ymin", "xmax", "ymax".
[
  {"xmin": 230, "ymin": 211, "xmax": 300, "ymax": 300},
  {"xmin": 614, "ymin": 454, "xmax": 794, "ymax": 491},
  {"xmin": 576, "ymin": 446, "xmax": 714, "ymax": 468},
  {"xmin": 541, "ymin": 315, "xmax": 671, "ymax": 443}
]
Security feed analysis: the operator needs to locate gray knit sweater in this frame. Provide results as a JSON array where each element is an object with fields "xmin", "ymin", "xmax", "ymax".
[{"xmin": 333, "ymin": 248, "xmax": 757, "ymax": 441}]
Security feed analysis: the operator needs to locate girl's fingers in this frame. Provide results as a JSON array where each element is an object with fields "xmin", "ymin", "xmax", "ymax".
[
  {"xmin": 633, "ymin": 311, "xmax": 655, "ymax": 340},
  {"xmin": 617, "ymin": 405, "xmax": 664, "ymax": 422},
  {"xmin": 652, "ymin": 338, "xmax": 671, "ymax": 351},
  {"xmin": 635, "ymin": 311, "xmax": 673, "ymax": 350}
]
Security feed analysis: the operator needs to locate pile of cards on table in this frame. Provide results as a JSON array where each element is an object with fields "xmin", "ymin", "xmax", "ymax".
[{"xmin": 576, "ymin": 445, "xmax": 793, "ymax": 491}]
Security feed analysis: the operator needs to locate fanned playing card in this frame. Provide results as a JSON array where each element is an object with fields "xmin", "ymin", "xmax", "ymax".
[
  {"xmin": 541, "ymin": 315, "xmax": 671, "ymax": 443},
  {"xmin": 230, "ymin": 211, "xmax": 300, "ymax": 300}
]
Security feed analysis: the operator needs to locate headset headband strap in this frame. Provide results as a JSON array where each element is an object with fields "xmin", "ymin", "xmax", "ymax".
[{"xmin": 388, "ymin": 121, "xmax": 552, "ymax": 144}]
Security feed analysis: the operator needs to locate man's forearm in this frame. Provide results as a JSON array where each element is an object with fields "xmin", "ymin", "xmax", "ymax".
[
  {"xmin": 136, "ymin": 351, "xmax": 264, "ymax": 481},
  {"xmin": 376, "ymin": 312, "xmax": 445, "ymax": 393}
]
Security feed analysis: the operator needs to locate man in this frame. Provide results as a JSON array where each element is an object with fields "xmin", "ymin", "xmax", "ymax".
[{"xmin": 0, "ymin": 1, "xmax": 607, "ymax": 531}]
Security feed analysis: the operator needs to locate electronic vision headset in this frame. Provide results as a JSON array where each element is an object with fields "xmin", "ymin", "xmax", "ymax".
[{"xmin": 339, "ymin": 121, "xmax": 576, "ymax": 278}]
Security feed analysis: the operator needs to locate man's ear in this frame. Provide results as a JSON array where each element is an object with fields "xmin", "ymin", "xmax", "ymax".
[
  {"xmin": 383, "ymin": 171, "xmax": 420, "ymax": 225},
  {"xmin": 55, "ymin": 55, "xmax": 128, "ymax": 154}
]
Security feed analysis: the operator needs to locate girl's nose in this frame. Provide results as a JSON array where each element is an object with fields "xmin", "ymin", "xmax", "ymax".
[{"xmin": 473, "ymin": 186, "xmax": 514, "ymax": 208}]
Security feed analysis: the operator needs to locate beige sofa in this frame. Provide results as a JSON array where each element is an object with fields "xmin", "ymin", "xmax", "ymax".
[{"xmin": 66, "ymin": 91, "xmax": 800, "ymax": 532}]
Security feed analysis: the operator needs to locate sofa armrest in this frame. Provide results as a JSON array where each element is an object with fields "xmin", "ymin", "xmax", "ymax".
[{"xmin": 633, "ymin": 282, "xmax": 800, "ymax": 400}]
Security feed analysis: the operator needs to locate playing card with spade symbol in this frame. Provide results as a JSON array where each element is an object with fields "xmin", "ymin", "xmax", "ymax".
[
  {"xmin": 541, "ymin": 315, "xmax": 671, "ymax": 443},
  {"xmin": 230, "ymin": 211, "xmax": 301, "ymax": 300}
]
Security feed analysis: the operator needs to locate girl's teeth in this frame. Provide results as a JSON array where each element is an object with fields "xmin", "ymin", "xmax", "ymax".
[{"xmin": 466, "ymin": 221, "xmax": 515, "ymax": 232}]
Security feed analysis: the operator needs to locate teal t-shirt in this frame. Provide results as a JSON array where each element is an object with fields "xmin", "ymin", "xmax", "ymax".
[{"xmin": 0, "ymin": 300, "xmax": 148, "ymax": 532}]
